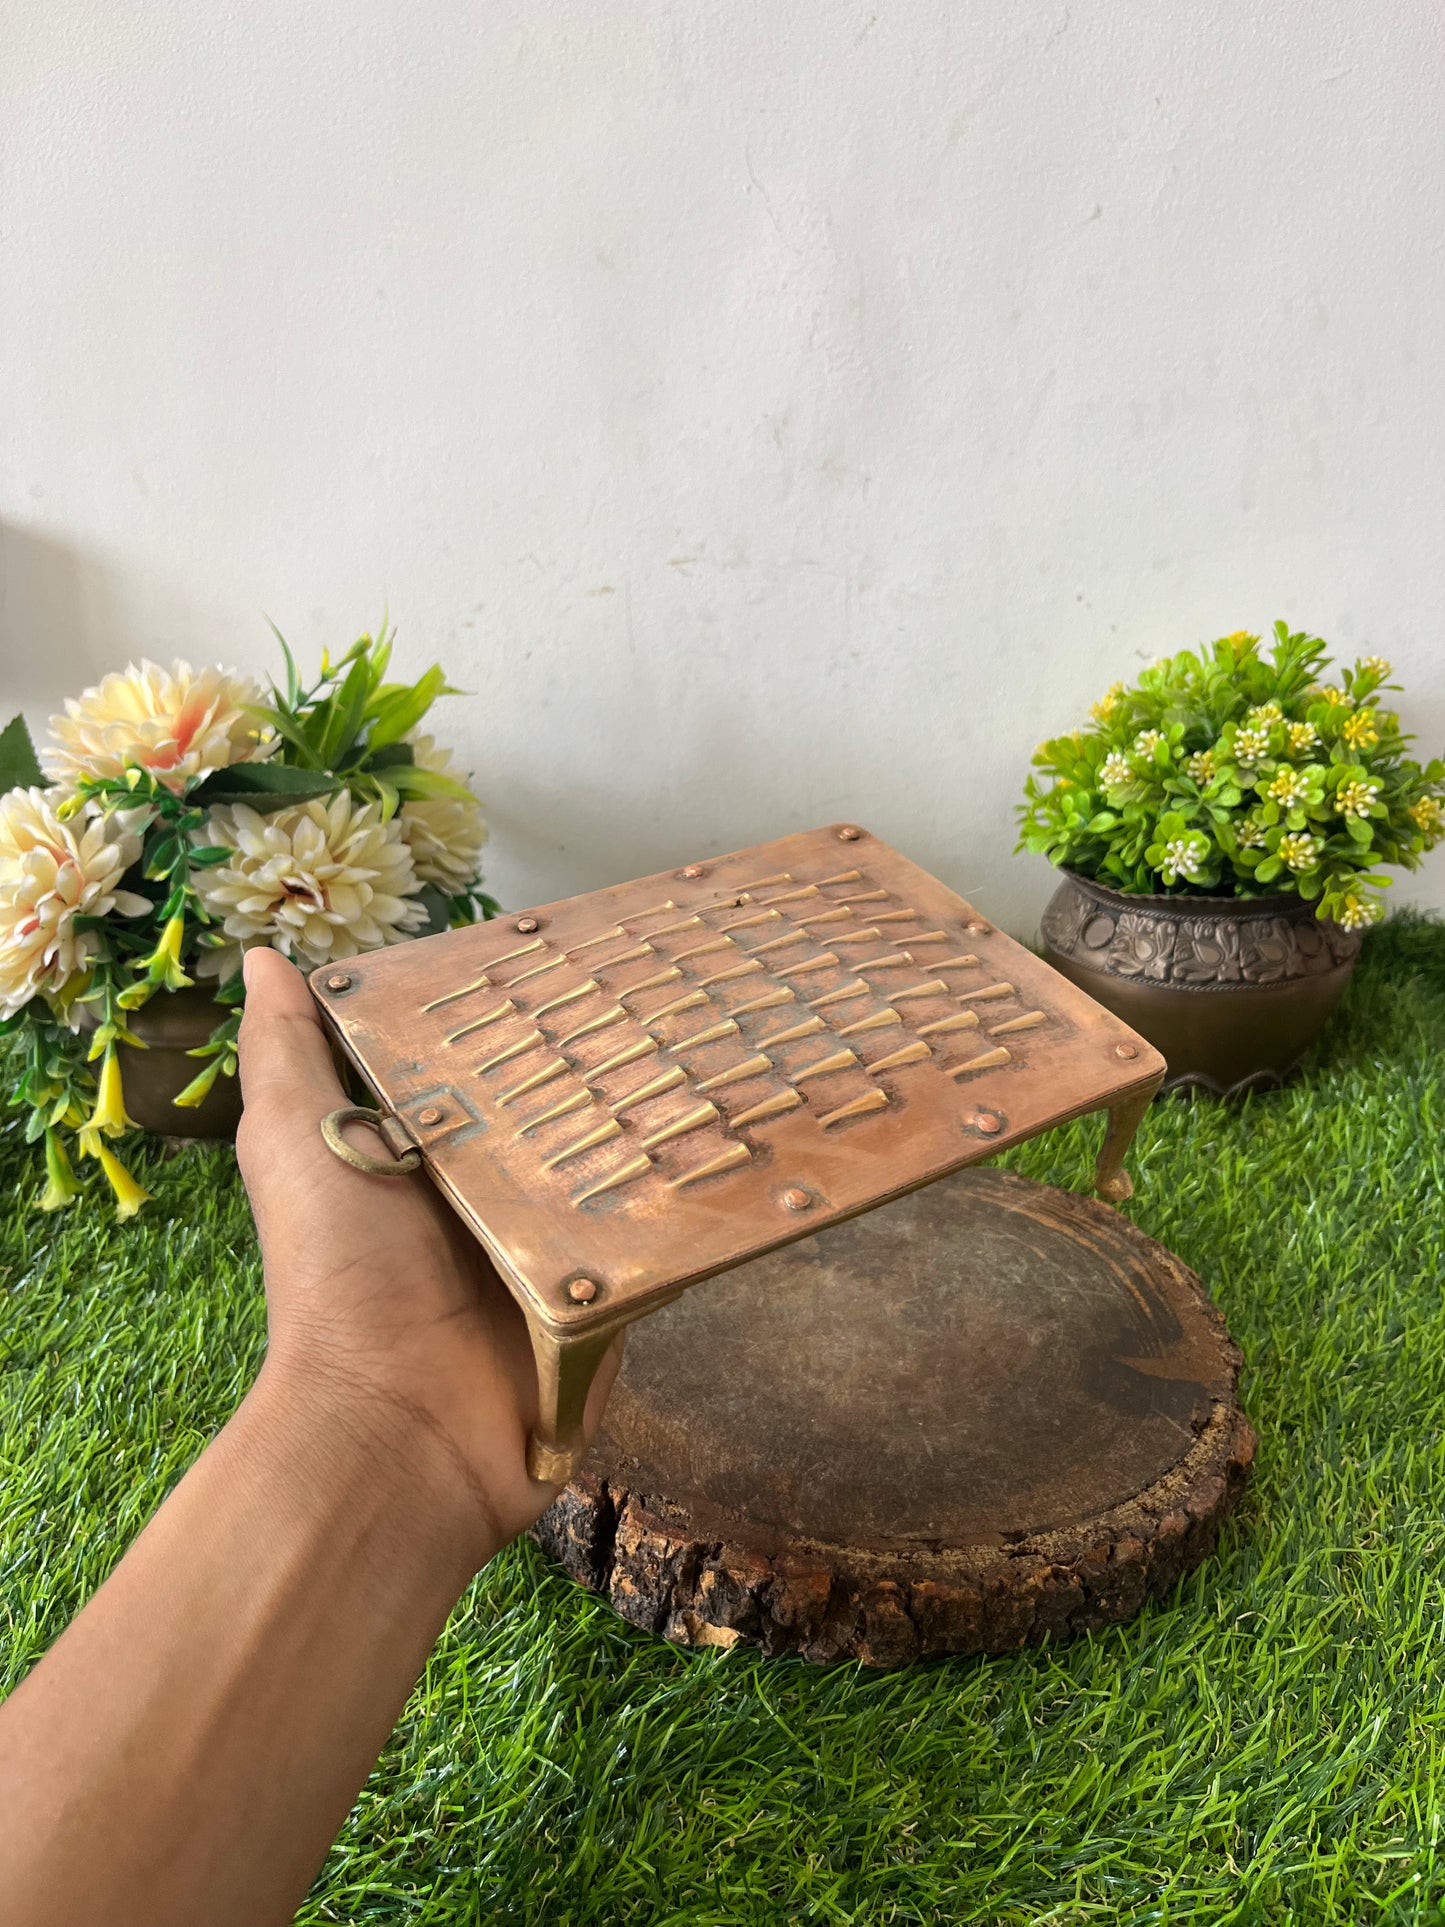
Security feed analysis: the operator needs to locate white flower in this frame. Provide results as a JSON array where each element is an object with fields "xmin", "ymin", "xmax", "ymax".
[
  {"xmin": 1099, "ymin": 752, "xmax": 1133, "ymax": 791},
  {"xmin": 0, "ymin": 788, "xmax": 147, "ymax": 1018},
  {"xmin": 1232, "ymin": 727, "xmax": 1270, "ymax": 766},
  {"xmin": 398, "ymin": 736, "xmax": 488, "ymax": 894},
  {"xmin": 1162, "ymin": 837, "xmax": 1203, "ymax": 879},
  {"xmin": 1335, "ymin": 779, "xmax": 1379, "ymax": 818},
  {"xmin": 1244, "ymin": 702, "xmax": 1283, "ymax": 729},
  {"xmin": 1286, "ymin": 721, "xmax": 1319, "ymax": 754},
  {"xmin": 1186, "ymin": 749, "xmax": 1217, "ymax": 784},
  {"xmin": 43, "ymin": 660, "xmax": 269, "ymax": 794},
  {"xmin": 1133, "ymin": 729, "xmax": 1165, "ymax": 758},
  {"xmin": 1277, "ymin": 832, "xmax": 1321, "ymax": 872},
  {"xmin": 1336, "ymin": 895, "xmax": 1382, "ymax": 931},
  {"xmin": 1234, "ymin": 819, "xmax": 1267, "ymax": 849},
  {"xmin": 1361, "ymin": 655, "xmax": 1392, "ymax": 678},
  {"xmin": 193, "ymin": 793, "xmax": 427, "ymax": 976},
  {"xmin": 1266, "ymin": 768, "xmax": 1309, "ymax": 807}
]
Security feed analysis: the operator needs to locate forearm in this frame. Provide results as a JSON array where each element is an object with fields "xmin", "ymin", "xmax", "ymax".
[{"xmin": 0, "ymin": 1363, "xmax": 490, "ymax": 1927}]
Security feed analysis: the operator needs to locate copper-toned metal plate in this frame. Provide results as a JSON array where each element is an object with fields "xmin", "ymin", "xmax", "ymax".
[{"xmin": 310, "ymin": 827, "xmax": 1165, "ymax": 1355}]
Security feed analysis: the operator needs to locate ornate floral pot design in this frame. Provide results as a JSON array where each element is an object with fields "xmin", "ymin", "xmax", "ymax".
[{"xmin": 1040, "ymin": 872, "xmax": 1362, "ymax": 1095}]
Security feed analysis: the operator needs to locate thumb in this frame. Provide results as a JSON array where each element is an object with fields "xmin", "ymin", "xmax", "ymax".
[{"xmin": 237, "ymin": 946, "xmax": 347, "ymax": 1126}]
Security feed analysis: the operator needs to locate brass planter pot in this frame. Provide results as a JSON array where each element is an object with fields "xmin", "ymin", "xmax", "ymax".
[
  {"xmin": 1039, "ymin": 871, "xmax": 1362, "ymax": 1096},
  {"xmin": 114, "ymin": 987, "xmax": 243, "ymax": 1140}
]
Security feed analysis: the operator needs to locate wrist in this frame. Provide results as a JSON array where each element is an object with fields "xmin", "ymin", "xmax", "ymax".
[{"xmin": 237, "ymin": 1355, "xmax": 503, "ymax": 1588}]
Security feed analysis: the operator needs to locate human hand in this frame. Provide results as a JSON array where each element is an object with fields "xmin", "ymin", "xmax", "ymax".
[{"xmin": 234, "ymin": 946, "xmax": 621, "ymax": 1574}]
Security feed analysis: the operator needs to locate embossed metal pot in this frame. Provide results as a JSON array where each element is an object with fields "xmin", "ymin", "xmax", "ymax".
[
  {"xmin": 103, "ymin": 988, "xmax": 243, "ymax": 1140},
  {"xmin": 1040, "ymin": 872, "xmax": 1362, "ymax": 1095}
]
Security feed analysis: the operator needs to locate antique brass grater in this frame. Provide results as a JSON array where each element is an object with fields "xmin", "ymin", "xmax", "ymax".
[{"xmin": 310, "ymin": 826, "xmax": 1166, "ymax": 1481}]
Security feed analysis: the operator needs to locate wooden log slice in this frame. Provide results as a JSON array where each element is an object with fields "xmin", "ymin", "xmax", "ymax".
[{"xmin": 532, "ymin": 1168, "xmax": 1255, "ymax": 1667}]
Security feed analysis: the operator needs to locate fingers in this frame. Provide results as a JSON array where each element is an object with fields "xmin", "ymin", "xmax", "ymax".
[{"xmin": 237, "ymin": 947, "xmax": 347, "ymax": 1122}]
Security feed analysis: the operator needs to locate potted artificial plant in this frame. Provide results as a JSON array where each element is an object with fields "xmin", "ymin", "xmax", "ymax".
[
  {"xmin": 0, "ymin": 627, "xmax": 493, "ymax": 1217},
  {"xmin": 1019, "ymin": 624, "xmax": 1443, "ymax": 1093}
]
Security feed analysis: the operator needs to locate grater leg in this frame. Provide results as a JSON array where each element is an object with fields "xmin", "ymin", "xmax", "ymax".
[
  {"xmin": 1093, "ymin": 1074, "xmax": 1164, "ymax": 1203},
  {"xmin": 525, "ymin": 1321, "xmax": 625, "ymax": 1485}
]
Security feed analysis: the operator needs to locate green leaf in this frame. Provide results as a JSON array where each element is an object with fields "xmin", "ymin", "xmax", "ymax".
[
  {"xmin": 316, "ymin": 650, "xmax": 375, "ymax": 769},
  {"xmin": 387, "ymin": 763, "xmax": 476, "ymax": 804},
  {"xmin": 363, "ymin": 741, "xmax": 417, "ymax": 772},
  {"xmin": 365, "ymin": 666, "xmax": 454, "ymax": 750},
  {"xmin": 245, "ymin": 701, "xmax": 325, "ymax": 768},
  {"xmin": 0, "ymin": 714, "xmax": 44, "ymax": 792},
  {"xmin": 265, "ymin": 619, "xmax": 303, "ymax": 708},
  {"xmin": 415, "ymin": 884, "xmax": 453, "ymax": 936},
  {"xmin": 192, "ymin": 764, "xmax": 340, "ymax": 809}
]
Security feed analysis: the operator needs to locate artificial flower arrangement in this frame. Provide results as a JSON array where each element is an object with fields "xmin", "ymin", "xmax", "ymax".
[
  {"xmin": 1018, "ymin": 623, "xmax": 1443, "ymax": 930},
  {"xmin": 0, "ymin": 628, "xmax": 493, "ymax": 1216}
]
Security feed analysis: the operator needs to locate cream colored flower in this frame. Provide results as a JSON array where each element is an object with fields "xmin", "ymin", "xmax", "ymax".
[
  {"xmin": 43, "ymin": 660, "xmax": 269, "ymax": 794},
  {"xmin": 1277, "ymin": 832, "xmax": 1321, "ymax": 872},
  {"xmin": 1133, "ymin": 729, "xmax": 1165, "ymax": 758},
  {"xmin": 1231, "ymin": 727, "xmax": 1270, "ymax": 766},
  {"xmin": 1361, "ymin": 655, "xmax": 1392, "ymax": 677},
  {"xmin": 1099, "ymin": 751, "xmax": 1133, "ymax": 791},
  {"xmin": 1266, "ymin": 768, "xmax": 1309, "ymax": 807},
  {"xmin": 1409, "ymin": 795, "xmax": 1443, "ymax": 837},
  {"xmin": 1245, "ymin": 702, "xmax": 1283, "ymax": 729},
  {"xmin": 1341, "ymin": 709, "xmax": 1379, "ymax": 749},
  {"xmin": 0, "ymin": 788, "xmax": 147, "ymax": 1018},
  {"xmin": 1286, "ymin": 721, "xmax": 1319, "ymax": 754},
  {"xmin": 1336, "ymin": 895, "xmax": 1382, "ymax": 931},
  {"xmin": 1335, "ymin": 779, "xmax": 1379, "ymax": 818},
  {"xmin": 193, "ymin": 793, "xmax": 427, "ymax": 976},
  {"xmin": 1161, "ymin": 837, "xmax": 1204, "ymax": 879},
  {"xmin": 398, "ymin": 736, "xmax": 488, "ymax": 894},
  {"xmin": 1089, "ymin": 682, "xmax": 1124, "ymax": 723},
  {"xmin": 1186, "ymin": 749, "xmax": 1216, "ymax": 784},
  {"xmin": 1234, "ymin": 818, "xmax": 1267, "ymax": 849}
]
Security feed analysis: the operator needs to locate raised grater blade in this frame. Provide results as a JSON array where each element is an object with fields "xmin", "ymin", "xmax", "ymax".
[{"xmin": 310, "ymin": 825, "xmax": 1165, "ymax": 1480}]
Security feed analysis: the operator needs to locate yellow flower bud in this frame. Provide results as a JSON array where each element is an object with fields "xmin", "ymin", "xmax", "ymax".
[
  {"xmin": 173, "ymin": 1058, "xmax": 224, "ymax": 1108},
  {"xmin": 143, "ymin": 911, "xmax": 194, "ymax": 991},
  {"xmin": 38, "ymin": 1130, "xmax": 82, "ymax": 1212},
  {"xmin": 95, "ymin": 1143, "xmax": 153, "ymax": 1220},
  {"xmin": 83, "ymin": 1047, "xmax": 136, "ymax": 1141}
]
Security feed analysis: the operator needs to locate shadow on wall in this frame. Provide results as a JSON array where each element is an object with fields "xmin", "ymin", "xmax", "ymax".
[{"xmin": 0, "ymin": 522, "xmax": 228, "ymax": 725}]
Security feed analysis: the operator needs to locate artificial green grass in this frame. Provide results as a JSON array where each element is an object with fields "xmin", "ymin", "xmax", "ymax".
[{"xmin": 3, "ymin": 915, "xmax": 1444, "ymax": 1925}]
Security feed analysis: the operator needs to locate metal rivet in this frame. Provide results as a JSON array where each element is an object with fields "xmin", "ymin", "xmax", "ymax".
[
  {"xmin": 325, "ymin": 972, "xmax": 353, "ymax": 993},
  {"xmin": 568, "ymin": 1277, "xmax": 598, "ymax": 1304},
  {"xmin": 838, "ymin": 825, "xmax": 863, "ymax": 841},
  {"xmin": 974, "ymin": 1111, "xmax": 1003, "ymax": 1136},
  {"xmin": 678, "ymin": 864, "xmax": 706, "ymax": 879},
  {"xmin": 515, "ymin": 916, "xmax": 540, "ymax": 933},
  {"xmin": 781, "ymin": 1187, "xmax": 812, "ymax": 1212},
  {"xmin": 1116, "ymin": 1043, "xmax": 1138, "ymax": 1060},
  {"xmin": 417, "ymin": 1106, "xmax": 445, "ymax": 1126}
]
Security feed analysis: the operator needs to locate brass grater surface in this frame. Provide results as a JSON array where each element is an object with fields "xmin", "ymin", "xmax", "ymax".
[{"xmin": 310, "ymin": 826, "xmax": 1165, "ymax": 1338}]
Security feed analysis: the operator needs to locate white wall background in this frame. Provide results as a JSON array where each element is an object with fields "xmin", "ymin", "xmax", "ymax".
[{"xmin": 3, "ymin": 0, "xmax": 1444, "ymax": 932}]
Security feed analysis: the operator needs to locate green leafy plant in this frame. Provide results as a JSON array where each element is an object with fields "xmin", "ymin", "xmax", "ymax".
[
  {"xmin": 1018, "ymin": 624, "xmax": 1444, "ymax": 929},
  {"xmin": 0, "ymin": 625, "xmax": 495, "ymax": 1217}
]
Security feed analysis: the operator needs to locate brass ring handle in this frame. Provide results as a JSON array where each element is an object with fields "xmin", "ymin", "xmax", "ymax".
[{"xmin": 320, "ymin": 1105, "xmax": 422, "ymax": 1177}]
